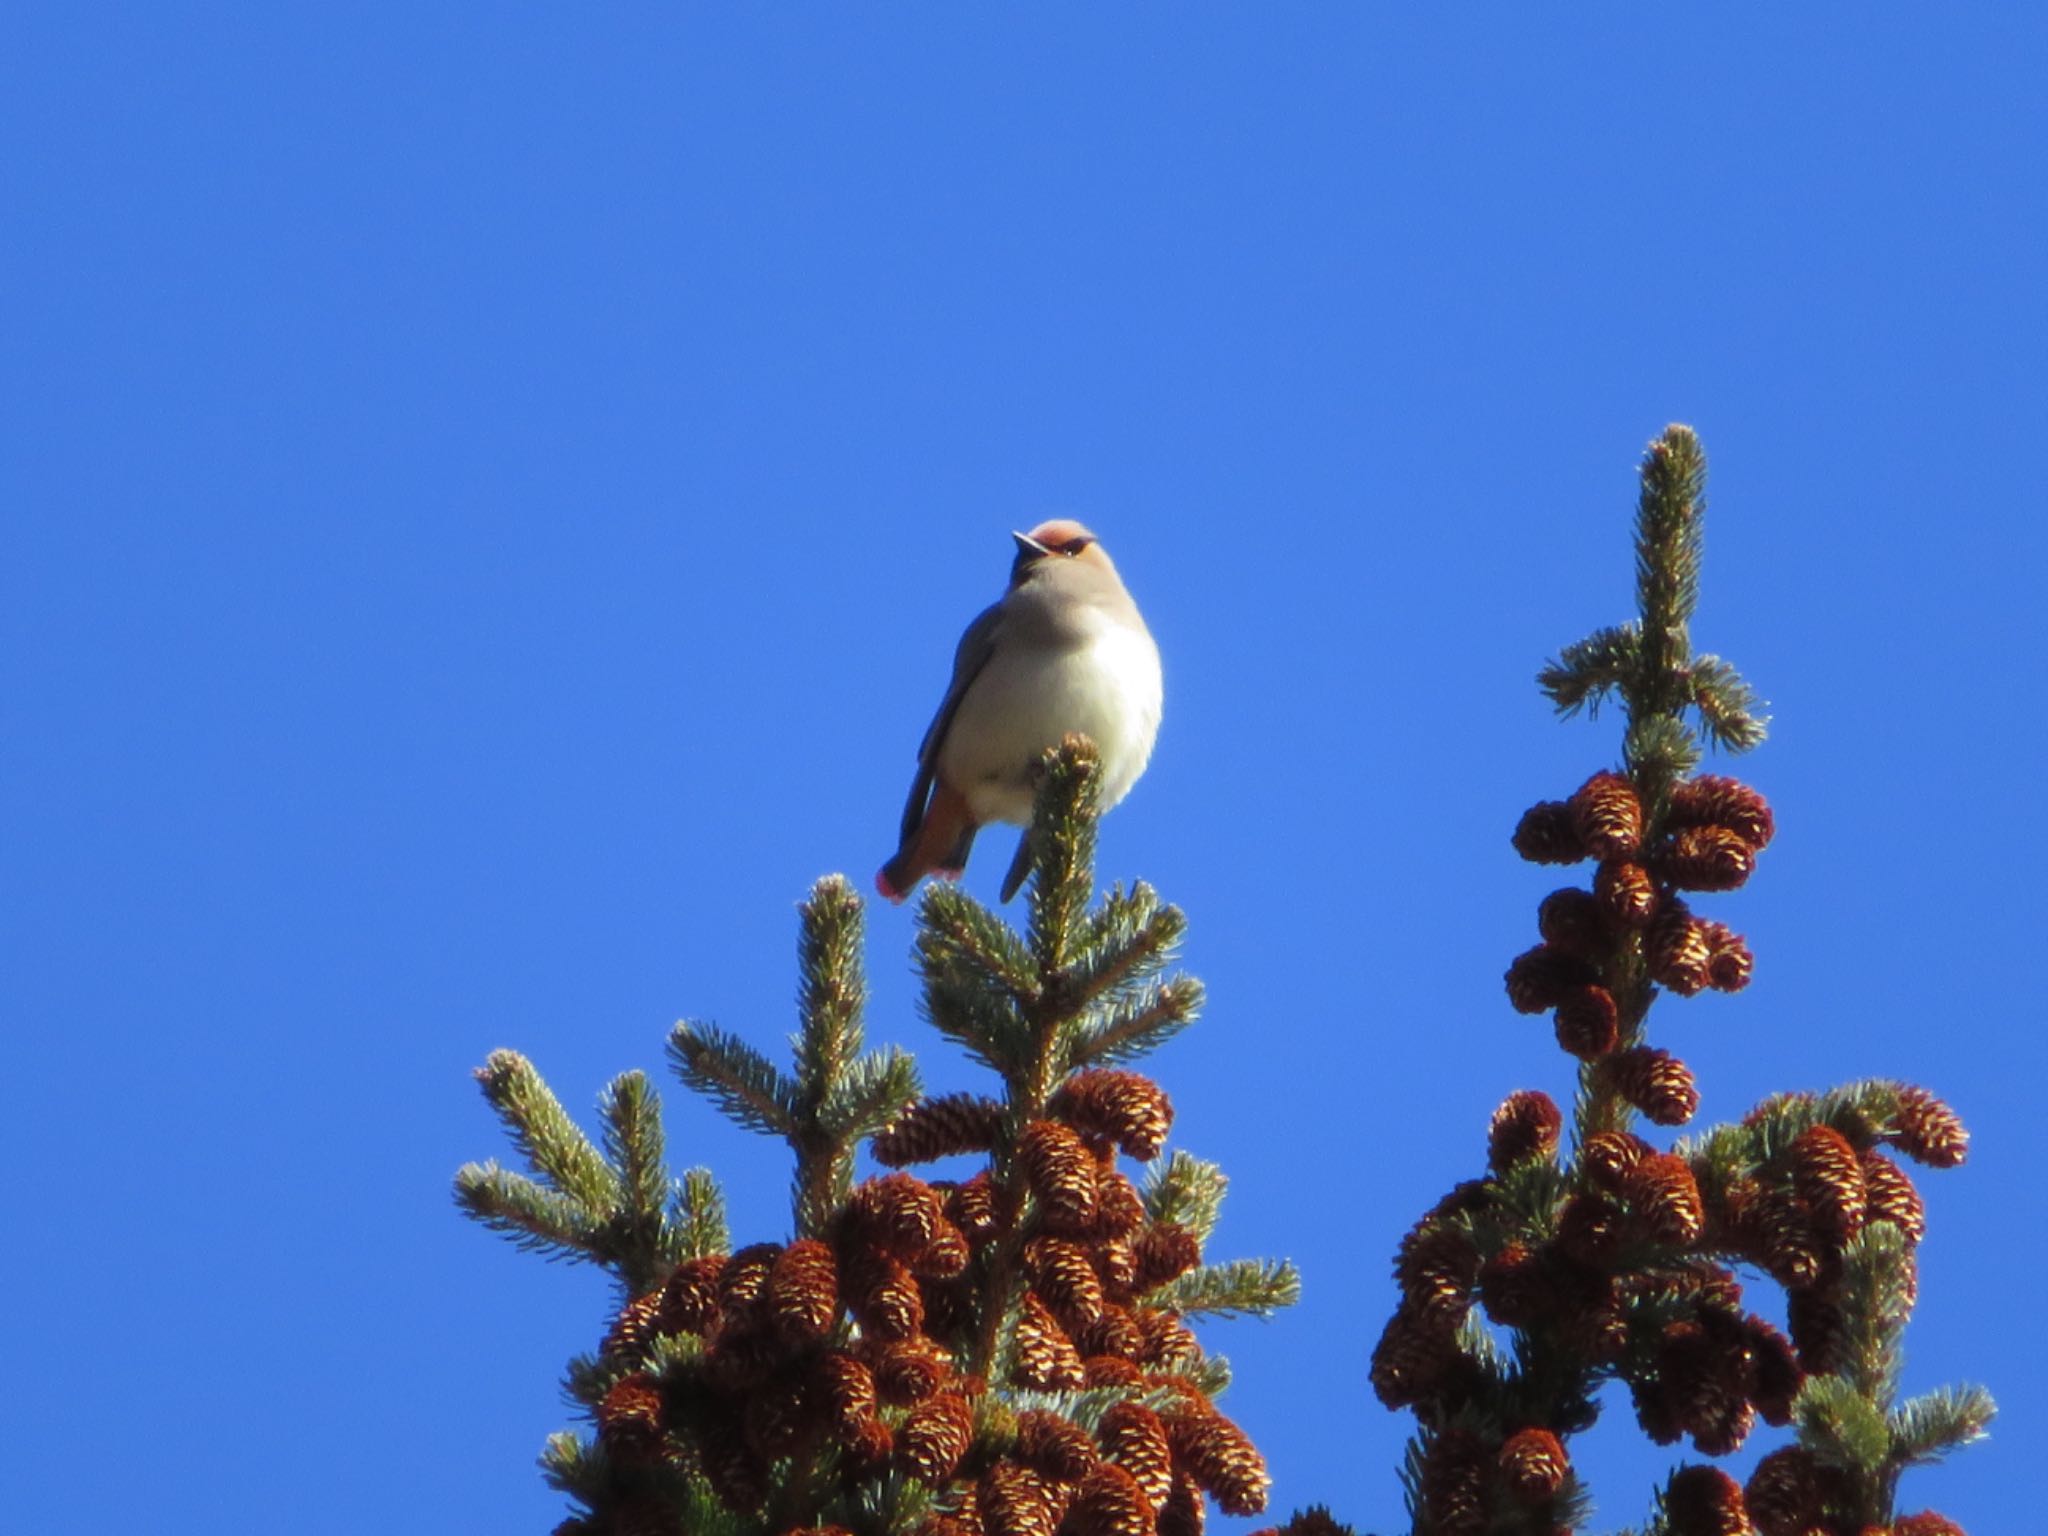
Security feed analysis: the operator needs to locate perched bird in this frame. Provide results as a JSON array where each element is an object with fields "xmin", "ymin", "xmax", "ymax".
[{"xmin": 877, "ymin": 519, "xmax": 1163, "ymax": 903}]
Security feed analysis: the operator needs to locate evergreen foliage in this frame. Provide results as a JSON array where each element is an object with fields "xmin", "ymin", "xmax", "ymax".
[
  {"xmin": 458, "ymin": 739, "xmax": 1296, "ymax": 1536},
  {"xmin": 1352, "ymin": 426, "xmax": 1989, "ymax": 1536}
]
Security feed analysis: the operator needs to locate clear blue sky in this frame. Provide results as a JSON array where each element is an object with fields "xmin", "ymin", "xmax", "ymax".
[{"xmin": 5, "ymin": 8, "xmax": 2040, "ymax": 1532}]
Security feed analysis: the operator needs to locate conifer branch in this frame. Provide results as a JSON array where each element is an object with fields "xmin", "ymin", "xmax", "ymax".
[
  {"xmin": 1538, "ymin": 623, "xmax": 1641, "ymax": 718},
  {"xmin": 1142, "ymin": 1150, "xmax": 1230, "ymax": 1243},
  {"xmin": 672, "ymin": 1166, "xmax": 729, "ymax": 1259},
  {"xmin": 600, "ymin": 1071, "xmax": 669, "ymax": 1227},
  {"xmin": 453, "ymin": 1162, "xmax": 601, "ymax": 1260},
  {"xmin": 920, "ymin": 885, "xmax": 1043, "ymax": 1004},
  {"xmin": 474, "ymin": 1050, "xmax": 623, "ymax": 1217},
  {"xmin": 1023, "ymin": 734, "xmax": 1102, "ymax": 977},
  {"xmin": 1068, "ymin": 884, "xmax": 1186, "ymax": 1011},
  {"xmin": 1065, "ymin": 975, "xmax": 1205, "ymax": 1069},
  {"xmin": 1887, "ymin": 1384, "xmax": 1995, "ymax": 1466},
  {"xmin": 665, "ymin": 1022, "xmax": 797, "ymax": 1139},
  {"xmin": 794, "ymin": 875, "xmax": 867, "ymax": 1107},
  {"xmin": 1149, "ymin": 1258, "xmax": 1301, "ymax": 1318}
]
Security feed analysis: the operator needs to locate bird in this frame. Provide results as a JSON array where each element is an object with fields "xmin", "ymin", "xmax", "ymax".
[{"xmin": 876, "ymin": 519, "xmax": 1163, "ymax": 904}]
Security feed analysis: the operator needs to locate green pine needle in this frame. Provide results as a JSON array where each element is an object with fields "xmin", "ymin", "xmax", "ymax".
[
  {"xmin": 473, "ymin": 1050, "xmax": 623, "ymax": 1216},
  {"xmin": 1888, "ymin": 1383, "xmax": 1996, "ymax": 1466},
  {"xmin": 666, "ymin": 1021, "xmax": 798, "ymax": 1139},
  {"xmin": 1142, "ymin": 1150, "xmax": 1229, "ymax": 1242},
  {"xmin": 1065, "ymin": 975, "xmax": 1204, "ymax": 1069},
  {"xmin": 454, "ymin": 1161, "xmax": 603, "ymax": 1260},
  {"xmin": 1147, "ymin": 1257, "xmax": 1301, "ymax": 1319}
]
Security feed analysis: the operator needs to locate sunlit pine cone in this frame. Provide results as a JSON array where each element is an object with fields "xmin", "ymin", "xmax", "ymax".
[
  {"xmin": 848, "ymin": 1173, "xmax": 950, "ymax": 1261},
  {"xmin": 843, "ymin": 1250, "xmax": 925, "ymax": 1341},
  {"xmin": 1742, "ymin": 1315, "xmax": 1803, "ymax": 1426},
  {"xmin": 779, "ymin": 1526, "xmax": 857, "ymax": 1536},
  {"xmin": 1476, "ymin": 1241, "xmax": 1550, "ymax": 1329},
  {"xmin": 1369, "ymin": 1306, "xmax": 1461, "ymax": 1408},
  {"xmin": 898, "ymin": 1392, "xmax": 976, "ymax": 1484},
  {"xmin": 1396, "ymin": 1224, "xmax": 1480, "ymax": 1327},
  {"xmin": 1089, "ymin": 1166, "xmax": 1149, "ymax": 1240},
  {"xmin": 1505, "ymin": 944, "xmax": 1598, "ymax": 1014},
  {"xmin": 1670, "ymin": 775, "xmax": 1775, "ymax": 850},
  {"xmin": 1557, "ymin": 1192, "xmax": 1629, "ymax": 1267},
  {"xmin": 1158, "ymin": 1476, "xmax": 1204, "ymax": 1536},
  {"xmin": 1025, "ymin": 1236, "xmax": 1107, "ymax": 1326},
  {"xmin": 1790, "ymin": 1126, "xmax": 1867, "ymax": 1242},
  {"xmin": 1099, "ymin": 1400, "xmax": 1175, "ymax": 1511},
  {"xmin": 1554, "ymin": 984, "xmax": 1620, "ymax": 1058},
  {"xmin": 1657, "ymin": 825, "xmax": 1758, "ymax": 892},
  {"xmin": 1133, "ymin": 1308, "xmax": 1202, "ymax": 1369},
  {"xmin": 1131, "ymin": 1224, "xmax": 1203, "ymax": 1293},
  {"xmin": 979, "ymin": 1461, "xmax": 1064, "ymax": 1536},
  {"xmin": 1053, "ymin": 1070, "xmax": 1175, "ymax": 1161},
  {"xmin": 701, "ymin": 1321, "xmax": 782, "ymax": 1393},
  {"xmin": 1605, "ymin": 1046, "xmax": 1700, "ymax": 1126},
  {"xmin": 873, "ymin": 1093, "xmax": 1006, "ymax": 1166},
  {"xmin": 910, "ymin": 1509, "xmax": 982, "ymax": 1536},
  {"xmin": 1664, "ymin": 1465, "xmax": 1754, "ymax": 1536},
  {"xmin": 1018, "ymin": 1120, "xmax": 1099, "ymax": 1229},
  {"xmin": 1698, "ymin": 920, "xmax": 1755, "ymax": 992},
  {"xmin": 768, "ymin": 1239, "xmax": 840, "ymax": 1342},
  {"xmin": 1750, "ymin": 1190, "xmax": 1828, "ymax": 1290},
  {"xmin": 659, "ymin": 1253, "xmax": 727, "ymax": 1335},
  {"xmin": 716, "ymin": 1243, "xmax": 782, "ymax": 1326},
  {"xmin": 1862, "ymin": 1151, "xmax": 1927, "ymax": 1243},
  {"xmin": 596, "ymin": 1373, "xmax": 666, "ymax": 1456},
  {"xmin": 1744, "ymin": 1447, "xmax": 1833, "ymax": 1536},
  {"xmin": 1416, "ymin": 1427, "xmax": 1490, "ymax": 1536},
  {"xmin": 1073, "ymin": 1305, "xmax": 1144, "ymax": 1361},
  {"xmin": 1538, "ymin": 886, "xmax": 1611, "ymax": 958},
  {"xmin": 1487, "ymin": 1090, "xmax": 1563, "ymax": 1173},
  {"xmin": 604, "ymin": 1290, "xmax": 664, "ymax": 1359},
  {"xmin": 1084, "ymin": 1355, "xmax": 1146, "ymax": 1388},
  {"xmin": 1013, "ymin": 1294, "xmax": 1087, "ymax": 1390},
  {"xmin": 1785, "ymin": 1288, "xmax": 1851, "ymax": 1376},
  {"xmin": 946, "ymin": 1174, "xmax": 1002, "ymax": 1246},
  {"xmin": 1164, "ymin": 1408, "xmax": 1270, "ymax": 1517},
  {"xmin": 1647, "ymin": 906, "xmax": 1714, "ymax": 996},
  {"xmin": 1654, "ymin": 1318, "xmax": 1755, "ymax": 1456},
  {"xmin": 1497, "ymin": 1427, "xmax": 1569, "ymax": 1503},
  {"xmin": 1572, "ymin": 770, "xmax": 1645, "ymax": 859},
  {"xmin": 841, "ymin": 1413, "xmax": 895, "ymax": 1479},
  {"xmin": 1629, "ymin": 1152, "xmax": 1707, "ymax": 1244},
  {"xmin": 1892, "ymin": 1515, "xmax": 1967, "ymax": 1536},
  {"xmin": 1513, "ymin": 800, "xmax": 1586, "ymax": 864},
  {"xmin": 914, "ymin": 1220, "xmax": 972, "ymax": 1279},
  {"xmin": 1891, "ymin": 1086, "xmax": 1969, "ymax": 1168},
  {"xmin": 1066, "ymin": 1462, "xmax": 1158, "ymax": 1536},
  {"xmin": 1096, "ymin": 1237, "xmax": 1140, "ymax": 1299},
  {"xmin": 812, "ymin": 1350, "xmax": 879, "ymax": 1434},
  {"xmin": 1016, "ymin": 1410, "xmax": 1100, "ymax": 1483},
  {"xmin": 1596, "ymin": 858, "xmax": 1661, "ymax": 928},
  {"xmin": 1580, "ymin": 1129, "xmax": 1655, "ymax": 1191},
  {"xmin": 867, "ymin": 1337, "xmax": 953, "ymax": 1404}
]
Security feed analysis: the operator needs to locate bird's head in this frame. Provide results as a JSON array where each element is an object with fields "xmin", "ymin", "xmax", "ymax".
[{"xmin": 1009, "ymin": 519, "xmax": 1110, "ymax": 585}]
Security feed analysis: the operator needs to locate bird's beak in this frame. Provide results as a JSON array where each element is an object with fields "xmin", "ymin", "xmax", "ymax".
[{"xmin": 1011, "ymin": 531, "xmax": 1050, "ymax": 558}]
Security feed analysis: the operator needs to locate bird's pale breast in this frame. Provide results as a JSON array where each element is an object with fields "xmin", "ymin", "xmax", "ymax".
[{"xmin": 940, "ymin": 612, "xmax": 1162, "ymax": 827}]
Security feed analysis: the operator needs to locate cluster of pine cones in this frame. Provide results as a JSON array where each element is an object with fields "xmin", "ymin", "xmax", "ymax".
[
  {"xmin": 581, "ymin": 1067, "xmax": 1268, "ymax": 1536},
  {"xmin": 1507, "ymin": 771, "xmax": 1772, "ymax": 1070},
  {"xmin": 1375, "ymin": 1081, "xmax": 1967, "ymax": 1535}
]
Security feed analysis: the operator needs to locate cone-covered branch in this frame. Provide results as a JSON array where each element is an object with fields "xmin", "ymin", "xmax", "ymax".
[
  {"xmin": 457, "ymin": 741, "xmax": 1294, "ymax": 1536},
  {"xmin": 1364, "ymin": 426, "xmax": 1988, "ymax": 1536}
]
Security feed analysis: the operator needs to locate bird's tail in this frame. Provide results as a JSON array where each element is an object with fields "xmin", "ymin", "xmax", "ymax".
[{"xmin": 875, "ymin": 781, "xmax": 978, "ymax": 903}]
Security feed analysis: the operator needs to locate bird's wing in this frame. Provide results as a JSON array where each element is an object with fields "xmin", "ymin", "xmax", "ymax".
[{"xmin": 900, "ymin": 601, "xmax": 1004, "ymax": 845}]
